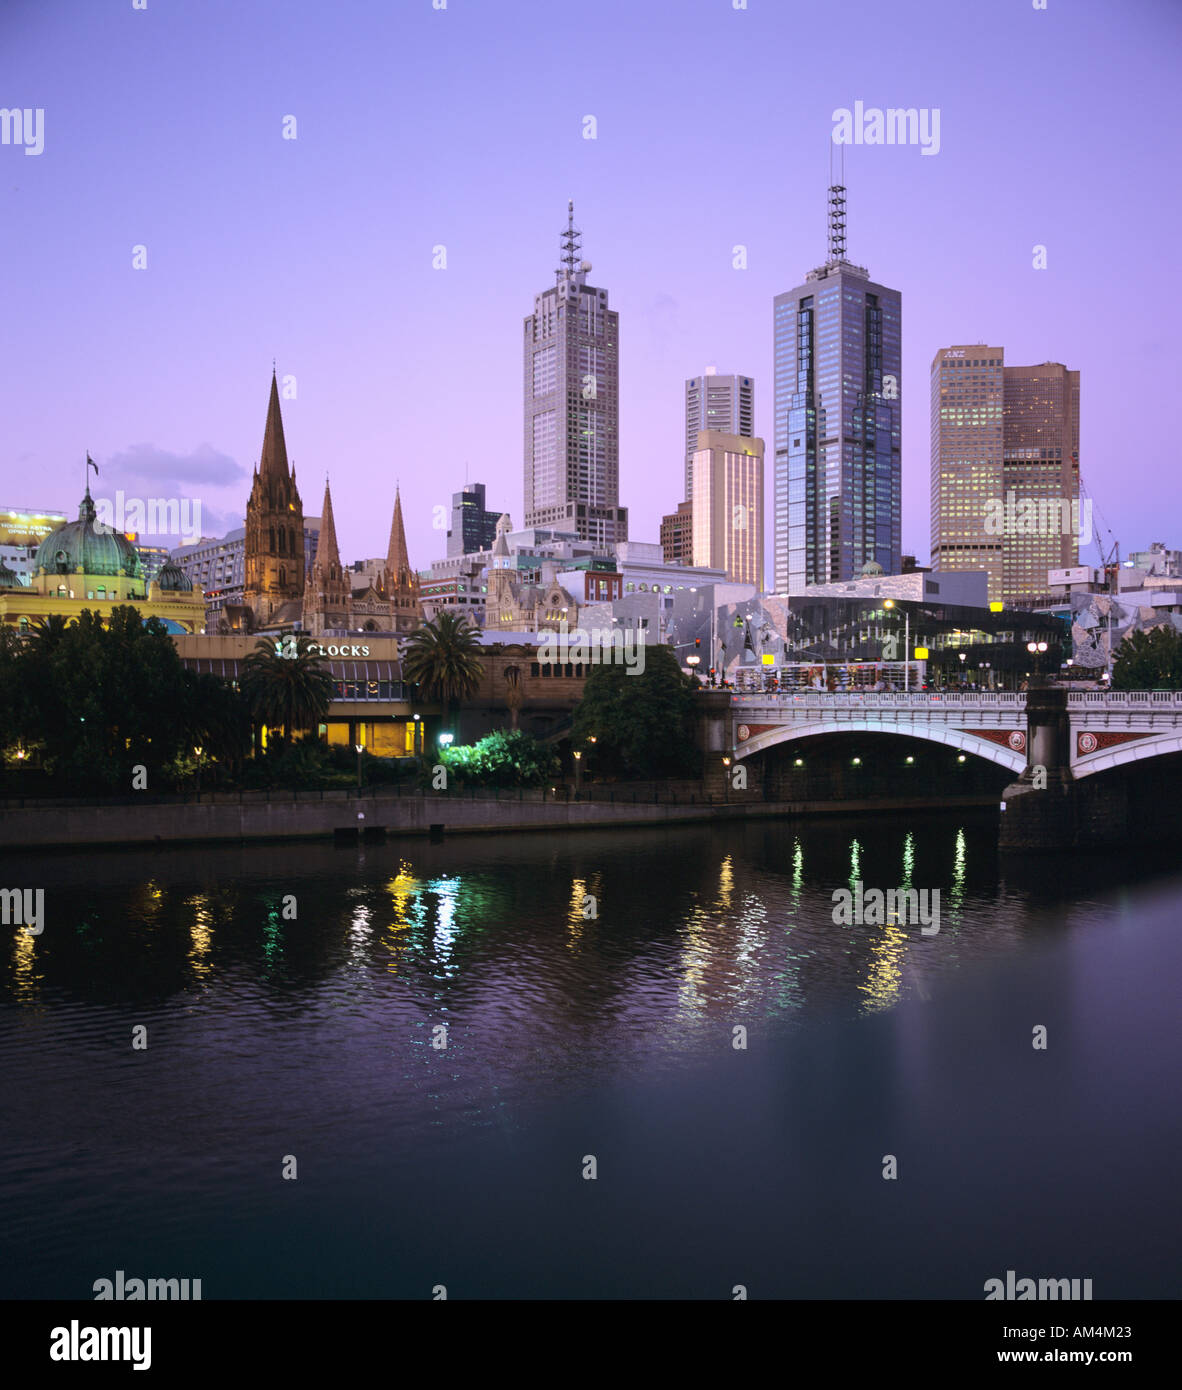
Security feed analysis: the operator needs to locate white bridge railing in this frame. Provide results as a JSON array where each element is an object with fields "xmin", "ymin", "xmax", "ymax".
[
  {"xmin": 732, "ymin": 691, "xmax": 1027, "ymax": 710},
  {"xmin": 1066, "ymin": 691, "xmax": 1182, "ymax": 708},
  {"xmin": 729, "ymin": 691, "xmax": 1182, "ymax": 712}
]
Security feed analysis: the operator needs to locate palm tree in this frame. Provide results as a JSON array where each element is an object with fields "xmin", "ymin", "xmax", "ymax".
[
  {"xmin": 239, "ymin": 635, "xmax": 334, "ymax": 748},
  {"xmin": 503, "ymin": 664, "xmax": 524, "ymax": 731},
  {"xmin": 28, "ymin": 613, "xmax": 71, "ymax": 650},
  {"xmin": 400, "ymin": 612, "xmax": 484, "ymax": 734}
]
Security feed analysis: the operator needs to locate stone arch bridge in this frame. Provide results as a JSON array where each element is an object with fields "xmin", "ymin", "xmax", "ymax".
[
  {"xmin": 705, "ymin": 688, "xmax": 1182, "ymax": 849},
  {"xmin": 728, "ymin": 689, "xmax": 1182, "ymax": 781}
]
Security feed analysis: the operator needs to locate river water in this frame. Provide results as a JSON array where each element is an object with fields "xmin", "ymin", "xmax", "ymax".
[{"xmin": 2, "ymin": 812, "xmax": 1180, "ymax": 1299}]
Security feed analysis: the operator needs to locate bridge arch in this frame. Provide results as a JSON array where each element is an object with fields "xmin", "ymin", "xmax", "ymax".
[
  {"xmin": 734, "ymin": 719, "xmax": 1027, "ymax": 776},
  {"xmin": 1072, "ymin": 729, "xmax": 1182, "ymax": 779}
]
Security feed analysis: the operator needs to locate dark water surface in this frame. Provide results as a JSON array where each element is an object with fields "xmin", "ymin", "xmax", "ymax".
[{"xmin": 2, "ymin": 813, "xmax": 1180, "ymax": 1299}]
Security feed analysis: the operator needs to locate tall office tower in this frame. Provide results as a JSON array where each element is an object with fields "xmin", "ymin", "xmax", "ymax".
[
  {"xmin": 684, "ymin": 370, "xmax": 754, "ymax": 501},
  {"xmin": 690, "ymin": 430, "xmax": 764, "ymax": 587},
  {"xmin": 446, "ymin": 482, "xmax": 502, "ymax": 557},
  {"xmin": 930, "ymin": 346, "xmax": 1005, "ymax": 600},
  {"xmin": 1001, "ymin": 361, "xmax": 1080, "ymax": 603},
  {"xmin": 931, "ymin": 347, "xmax": 1080, "ymax": 604},
  {"xmin": 523, "ymin": 202, "xmax": 627, "ymax": 547},
  {"xmin": 773, "ymin": 186, "xmax": 901, "ymax": 593}
]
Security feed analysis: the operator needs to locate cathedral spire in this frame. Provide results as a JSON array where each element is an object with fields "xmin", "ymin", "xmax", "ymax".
[
  {"xmin": 318, "ymin": 476, "xmax": 341, "ymax": 572},
  {"xmin": 259, "ymin": 369, "xmax": 290, "ymax": 479},
  {"xmin": 385, "ymin": 486, "xmax": 410, "ymax": 578}
]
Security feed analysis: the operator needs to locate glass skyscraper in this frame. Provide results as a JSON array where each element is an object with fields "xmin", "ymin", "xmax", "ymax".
[
  {"xmin": 523, "ymin": 202, "xmax": 626, "ymax": 547},
  {"xmin": 773, "ymin": 187, "xmax": 901, "ymax": 593}
]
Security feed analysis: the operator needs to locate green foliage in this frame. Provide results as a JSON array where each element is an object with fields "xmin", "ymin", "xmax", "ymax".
[
  {"xmin": 183, "ymin": 670, "xmax": 253, "ymax": 780},
  {"xmin": 1111, "ymin": 625, "xmax": 1182, "ymax": 690},
  {"xmin": 401, "ymin": 612, "xmax": 484, "ymax": 714},
  {"xmin": 436, "ymin": 729, "xmax": 559, "ymax": 787},
  {"xmin": 242, "ymin": 734, "xmax": 348, "ymax": 789},
  {"xmin": 572, "ymin": 644, "xmax": 701, "ymax": 779},
  {"xmin": 14, "ymin": 607, "xmax": 199, "ymax": 792},
  {"xmin": 239, "ymin": 635, "xmax": 334, "ymax": 745}
]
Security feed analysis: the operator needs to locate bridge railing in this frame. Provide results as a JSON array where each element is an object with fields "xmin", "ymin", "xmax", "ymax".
[
  {"xmin": 731, "ymin": 691, "xmax": 1027, "ymax": 709},
  {"xmin": 1066, "ymin": 691, "xmax": 1182, "ymax": 707},
  {"xmin": 728, "ymin": 689, "xmax": 1182, "ymax": 711}
]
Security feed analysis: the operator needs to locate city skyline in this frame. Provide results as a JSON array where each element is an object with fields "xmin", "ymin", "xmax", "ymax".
[{"xmin": 3, "ymin": 0, "xmax": 1178, "ymax": 583}]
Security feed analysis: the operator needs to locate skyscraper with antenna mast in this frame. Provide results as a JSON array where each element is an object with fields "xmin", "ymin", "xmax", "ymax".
[
  {"xmin": 772, "ymin": 184, "xmax": 901, "ymax": 593},
  {"xmin": 523, "ymin": 201, "xmax": 627, "ymax": 546}
]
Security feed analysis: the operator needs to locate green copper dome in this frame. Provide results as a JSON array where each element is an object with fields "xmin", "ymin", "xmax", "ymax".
[
  {"xmin": 156, "ymin": 559, "xmax": 193, "ymax": 591},
  {"xmin": 34, "ymin": 490, "xmax": 142, "ymax": 580}
]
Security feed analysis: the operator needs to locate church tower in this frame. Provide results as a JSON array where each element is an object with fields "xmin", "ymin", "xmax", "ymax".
[
  {"xmin": 380, "ymin": 487, "xmax": 423, "ymax": 635},
  {"xmin": 484, "ymin": 513, "xmax": 517, "ymax": 628},
  {"xmin": 303, "ymin": 476, "xmax": 352, "ymax": 636},
  {"xmin": 244, "ymin": 370, "xmax": 304, "ymax": 624}
]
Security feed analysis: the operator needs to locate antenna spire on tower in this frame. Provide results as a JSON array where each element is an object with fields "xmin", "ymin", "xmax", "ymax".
[
  {"xmin": 560, "ymin": 199, "xmax": 581, "ymax": 276},
  {"xmin": 827, "ymin": 183, "xmax": 847, "ymax": 262}
]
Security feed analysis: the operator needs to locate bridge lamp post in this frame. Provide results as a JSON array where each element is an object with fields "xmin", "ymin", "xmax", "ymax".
[
  {"xmin": 687, "ymin": 654, "xmax": 701, "ymax": 679},
  {"xmin": 722, "ymin": 755, "xmax": 731, "ymax": 803},
  {"xmin": 1026, "ymin": 640, "xmax": 1048, "ymax": 684},
  {"xmin": 884, "ymin": 599, "xmax": 910, "ymax": 692}
]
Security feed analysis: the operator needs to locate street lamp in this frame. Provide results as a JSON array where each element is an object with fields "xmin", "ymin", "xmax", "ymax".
[
  {"xmin": 413, "ymin": 712, "xmax": 422, "ymax": 757},
  {"xmin": 194, "ymin": 745, "xmax": 203, "ymax": 795},
  {"xmin": 355, "ymin": 742, "xmax": 364, "ymax": 791},
  {"xmin": 572, "ymin": 748, "xmax": 582, "ymax": 795},
  {"xmin": 884, "ymin": 599, "xmax": 911, "ymax": 692},
  {"xmin": 722, "ymin": 754, "xmax": 731, "ymax": 803}
]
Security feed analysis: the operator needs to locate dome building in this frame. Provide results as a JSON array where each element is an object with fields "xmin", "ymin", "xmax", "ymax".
[{"xmin": 0, "ymin": 480, "xmax": 206, "ymax": 636}]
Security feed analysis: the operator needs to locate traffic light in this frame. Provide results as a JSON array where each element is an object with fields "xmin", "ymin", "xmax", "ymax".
[{"xmin": 695, "ymin": 637, "xmax": 701, "ymax": 649}]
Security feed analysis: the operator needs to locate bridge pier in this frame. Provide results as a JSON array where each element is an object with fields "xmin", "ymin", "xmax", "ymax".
[{"xmin": 999, "ymin": 685, "xmax": 1128, "ymax": 851}]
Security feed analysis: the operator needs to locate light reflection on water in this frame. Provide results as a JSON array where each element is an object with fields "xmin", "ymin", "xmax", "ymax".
[{"xmin": 2, "ymin": 813, "xmax": 1181, "ymax": 1298}]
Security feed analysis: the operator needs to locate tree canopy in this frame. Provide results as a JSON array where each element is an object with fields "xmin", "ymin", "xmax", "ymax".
[
  {"xmin": 1111, "ymin": 625, "xmax": 1182, "ymax": 690},
  {"xmin": 572, "ymin": 644, "xmax": 701, "ymax": 779}
]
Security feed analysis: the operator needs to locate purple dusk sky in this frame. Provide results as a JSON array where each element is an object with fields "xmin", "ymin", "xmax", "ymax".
[{"xmin": 2, "ymin": 0, "xmax": 1179, "ymax": 577}]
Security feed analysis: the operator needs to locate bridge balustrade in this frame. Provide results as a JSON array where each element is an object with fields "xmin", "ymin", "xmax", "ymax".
[
  {"xmin": 1066, "ymin": 691, "xmax": 1182, "ymax": 708},
  {"xmin": 731, "ymin": 691, "xmax": 1026, "ymax": 709}
]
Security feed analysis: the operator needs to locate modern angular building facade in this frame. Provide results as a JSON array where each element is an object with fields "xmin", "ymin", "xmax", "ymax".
[
  {"xmin": 773, "ymin": 187, "xmax": 901, "ymax": 593},
  {"xmin": 684, "ymin": 371, "xmax": 754, "ymax": 501},
  {"xmin": 523, "ymin": 203, "xmax": 626, "ymax": 547},
  {"xmin": 931, "ymin": 346, "xmax": 1080, "ymax": 605}
]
